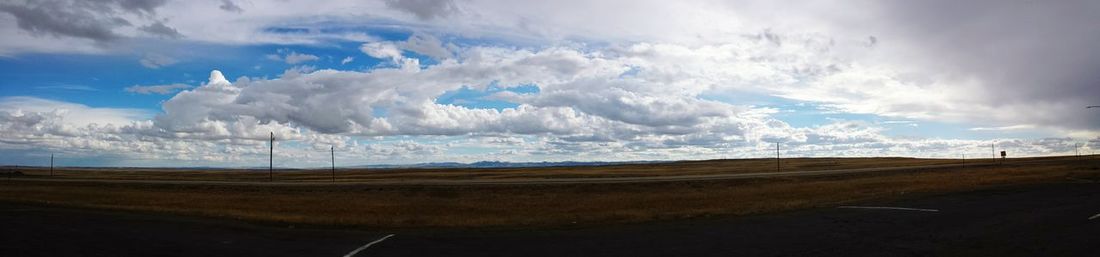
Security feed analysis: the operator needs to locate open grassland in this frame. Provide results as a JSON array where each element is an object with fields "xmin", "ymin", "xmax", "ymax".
[
  {"xmin": 0, "ymin": 157, "xmax": 1098, "ymax": 228},
  {"xmin": 6, "ymin": 157, "xmax": 990, "ymax": 182}
]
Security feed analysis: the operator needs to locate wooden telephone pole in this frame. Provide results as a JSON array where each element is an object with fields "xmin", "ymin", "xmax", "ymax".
[
  {"xmin": 776, "ymin": 142, "xmax": 780, "ymax": 172},
  {"xmin": 331, "ymin": 146, "xmax": 336, "ymax": 183}
]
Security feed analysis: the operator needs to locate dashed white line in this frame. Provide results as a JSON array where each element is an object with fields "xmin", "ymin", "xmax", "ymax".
[
  {"xmin": 1089, "ymin": 213, "xmax": 1100, "ymax": 220},
  {"xmin": 837, "ymin": 206, "xmax": 940, "ymax": 212},
  {"xmin": 343, "ymin": 234, "xmax": 394, "ymax": 257}
]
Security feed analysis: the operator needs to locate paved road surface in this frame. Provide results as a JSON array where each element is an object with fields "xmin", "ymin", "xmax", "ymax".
[{"xmin": 3, "ymin": 182, "xmax": 1098, "ymax": 256}]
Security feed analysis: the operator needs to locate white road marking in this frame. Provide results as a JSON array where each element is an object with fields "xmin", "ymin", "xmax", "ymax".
[
  {"xmin": 1089, "ymin": 213, "xmax": 1100, "ymax": 220},
  {"xmin": 837, "ymin": 206, "xmax": 940, "ymax": 212},
  {"xmin": 343, "ymin": 234, "xmax": 394, "ymax": 257}
]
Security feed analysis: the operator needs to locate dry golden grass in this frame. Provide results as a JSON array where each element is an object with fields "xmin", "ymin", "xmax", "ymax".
[
  {"xmin": 1, "ymin": 157, "xmax": 1097, "ymax": 228},
  {"xmin": 8, "ymin": 157, "xmax": 979, "ymax": 182}
]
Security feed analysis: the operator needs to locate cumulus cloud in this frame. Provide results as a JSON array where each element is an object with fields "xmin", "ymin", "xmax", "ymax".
[
  {"xmin": 340, "ymin": 56, "xmax": 354, "ymax": 65},
  {"xmin": 0, "ymin": 51, "xmax": 1093, "ymax": 167},
  {"xmin": 139, "ymin": 41, "xmax": 1097, "ymax": 161},
  {"xmin": 137, "ymin": 44, "xmax": 764, "ymax": 146},
  {"xmin": 125, "ymin": 83, "xmax": 191, "ymax": 95},
  {"xmin": 1, "ymin": 1, "xmax": 1098, "ymax": 166}
]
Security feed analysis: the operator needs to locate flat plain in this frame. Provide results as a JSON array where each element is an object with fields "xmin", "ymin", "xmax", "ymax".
[
  {"xmin": 4, "ymin": 157, "xmax": 974, "ymax": 182},
  {"xmin": 2, "ymin": 156, "xmax": 1097, "ymax": 228}
]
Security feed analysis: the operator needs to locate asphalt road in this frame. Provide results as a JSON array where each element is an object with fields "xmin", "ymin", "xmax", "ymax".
[
  {"xmin": 2, "ymin": 182, "xmax": 1098, "ymax": 257},
  {"xmin": 5, "ymin": 162, "xmax": 998, "ymax": 186}
]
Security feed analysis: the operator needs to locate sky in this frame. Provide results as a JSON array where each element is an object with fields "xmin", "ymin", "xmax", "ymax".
[{"xmin": 0, "ymin": 0, "xmax": 1098, "ymax": 167}]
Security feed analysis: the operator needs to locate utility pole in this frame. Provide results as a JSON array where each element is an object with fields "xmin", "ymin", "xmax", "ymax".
[
  {"xmin": 1085, "ymin": 107, "xmax": 1097, "ymax": 158},
  {"xmin": 331, "ymin": 146, "xmax": 336, "ymax": 183},
  {"xmin": 50, "ymin": 154, "xmax": 54, "ymax": 177},
  {"xmin": 269, "ymin": 132, "xmax": 274, "ymax": 182},
  {"xmin": 776, "ymin": 142, "xmax": 780, "ymax": 172}
]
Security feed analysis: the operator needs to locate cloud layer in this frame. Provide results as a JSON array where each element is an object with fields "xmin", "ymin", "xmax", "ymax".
[{"xmin": 0, "ymin": 0, "xmax": 1097, "ymax": 166}]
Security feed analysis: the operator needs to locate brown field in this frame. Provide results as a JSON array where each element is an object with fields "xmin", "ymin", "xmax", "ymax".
[
  {"xmin": 1, "ymin": 156, "xmax": 1098, "ymax": 228},
  {"xmin": 6, "ymin": 157, "xmax": 988, "ymax": 182}
]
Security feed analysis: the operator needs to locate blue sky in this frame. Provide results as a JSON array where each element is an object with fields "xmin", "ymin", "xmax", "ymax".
[{"xmin": 0, "ymin": 0, "xmax": 1097, "ymax": 167}]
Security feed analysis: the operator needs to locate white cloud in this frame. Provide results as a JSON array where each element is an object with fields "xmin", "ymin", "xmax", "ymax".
[
  {"xmin": 340, "ymin": 56, "xmax": 354, "ymax": 65},
  {"xmin": 360, "ymin": 42, "xmax": 404, "ymax": 62},
  {"xmin": 0, "ymin": 96, "xmax": 151, "ymax": 124},
  {"xmin": 0, "ymin": 0, "xmax": 186, "ymax": 55},
  {"xmin": 266, "ymin": 49, "xmax": 319, "ymax": 64},
  {"xmin": 0, "ymin": 92, "xmax": 1092, "ymax": 166},
  {"xmin": 400, "ymin": 32, "xmax": 453, "ymax": 60},
  {"xmin": 35, "ymin": 84, "xmax": 97, "ymax": 91},
  {"xmin": 384, "ymin": 0, "xmax": 459, "ymax": 20},
  {"xmin": 125, "ymin": 83, "xmax": 191, "ymax": 95},
  {"xmin": 283, "ymin": 52, "xmax": 319, "ymax": 64},
  {"xmin": 1, "ymin": 0, "xmax": 1092, "ymax": 131},
  {"xmin": 969, "ymin": 125, "xmax": 1037, "ymax": 131},
  {"xmin": 1, "ymin": 1, "xmax": 1098, "ymax": 166},
  {"xmin": 121, "ymin": 42, "xmax": 1096, "ymax": 165}
]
